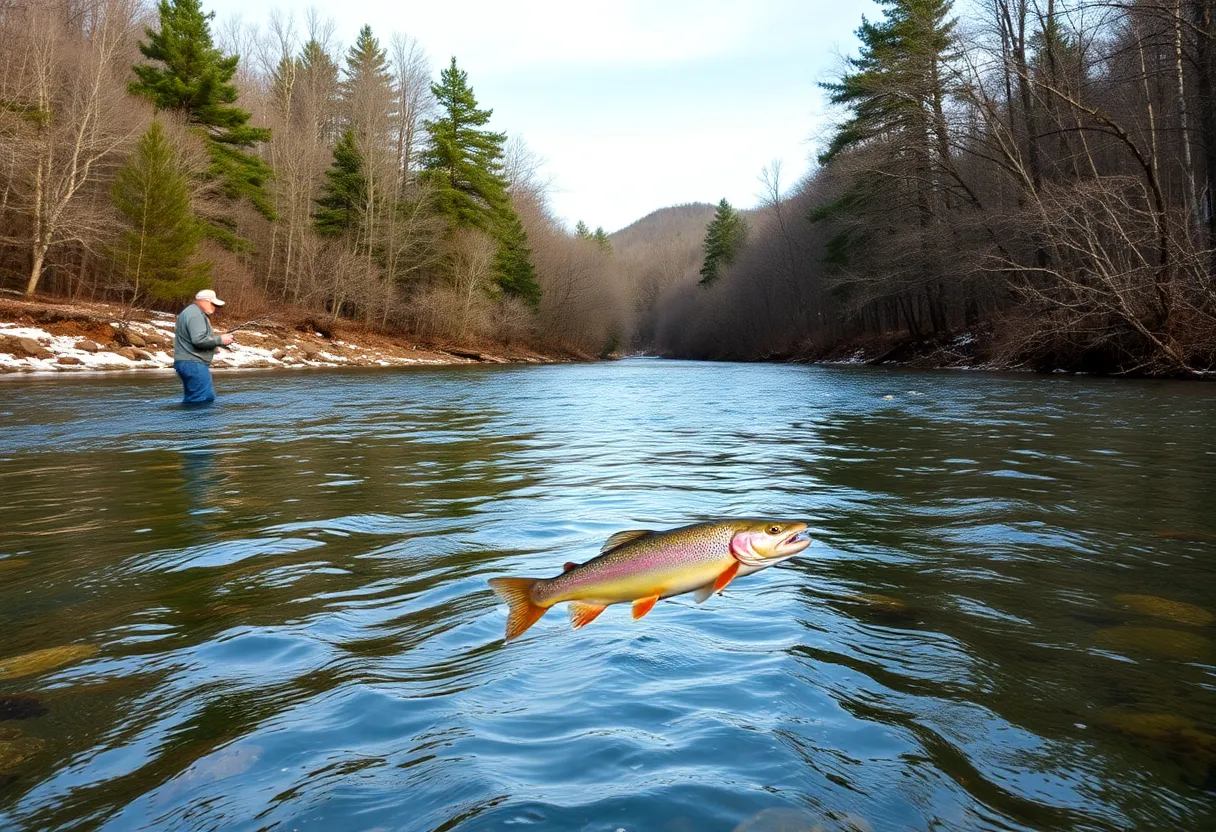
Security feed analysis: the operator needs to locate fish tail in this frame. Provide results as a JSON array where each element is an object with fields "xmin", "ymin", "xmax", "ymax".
[{"xmin": 488, "ymin": 577, "xmax": 548, "ymax": 641}]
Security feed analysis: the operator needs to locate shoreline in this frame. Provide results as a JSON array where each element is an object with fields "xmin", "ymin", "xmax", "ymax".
[{"xmin": 0, "ymin": 296, "xmax": 582, "ymax": 377}]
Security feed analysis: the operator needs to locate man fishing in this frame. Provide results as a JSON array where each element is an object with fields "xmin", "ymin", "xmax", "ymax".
[{"xmin": 173, "ymin": 288, "xmax": 235, "ymax": 404}]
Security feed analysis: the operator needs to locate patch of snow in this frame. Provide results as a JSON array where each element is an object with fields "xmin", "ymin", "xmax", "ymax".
[{"xmin": 0, "ymin": 324, "xmax": 53, "ymax": 341}]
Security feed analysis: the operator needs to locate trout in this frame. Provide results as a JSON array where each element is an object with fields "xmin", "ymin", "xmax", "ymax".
[{"xmin": 488, "ymin": 519, "xmax": 810, "ymax": 641}]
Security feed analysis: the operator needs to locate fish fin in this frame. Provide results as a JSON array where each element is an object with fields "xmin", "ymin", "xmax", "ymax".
[
  {"xmin": 562, "ymin": 561, "xmax": 579, "ymax": 572},
  {"xmin": 568, "ymin": 602, "xmax": 607, "ymax": 629},
  {"xmin": 600, "ymin": 530, "xmax": 654, "ymax": 554},
  {"xmin": 488, "ymin": 577, "xmax": 548, "ymax": 641},
  {"xmin": 632, "ymin": 595, "xmax": 660, "ymax": 620},
  {"xmin": 693, "ymin": 583, "xmax": 716, "ymax": 604},
  {"xmin": 713, "ymin": 561, "xmax": 740, "ymax": 593}
]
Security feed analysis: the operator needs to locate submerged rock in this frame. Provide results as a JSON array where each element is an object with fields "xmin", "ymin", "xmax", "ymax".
[
  {"xmin": 0, "ymin": 735, "xmax": 44, "ymax": 769},
  {"xmin": 0, "ymin": 558, "xmax": 29, "ymax": 571},
  {"xmin": 0, "ymin": 696, "xmax": 46, "ymax": 722},
  {"xmin": 1114, "ymin": 594, "xmax": 1213, "ymax": 627},
  {"xmin": 0, "ymin": 644, "xmax": 98, "ymax": 679},
  {"xmin": 1094, "ymin": 626, "xmax": 1212, "ymax": 661},
  {"xmin": 1096, "ymin": 707, "xmax": 1216, "ymax": 785}
]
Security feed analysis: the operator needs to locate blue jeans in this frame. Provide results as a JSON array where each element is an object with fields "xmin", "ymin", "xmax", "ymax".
[{"xmin": 174, "ymin": 360, "xmax": 215, "ymax": 404}]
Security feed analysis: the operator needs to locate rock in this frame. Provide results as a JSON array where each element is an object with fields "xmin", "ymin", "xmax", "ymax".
[
  {"xmin": 16, "ymin": 338, "xmax": 51, "ymax": 359},
  {"xmin": 56, "ymin": 356, "xmax": 83, "ymax": 366},
  {"xmin": 211, "ymin": 359, "xmax": 229, "ymax": 368},
  {"xmin": 131, "ymin": 349, "xmax": 153, "ymax": 361},
  {"xmin": 125, "ymin": 332, "xmax": 147, "ymax": 347},
  {"xmin": 74, "ymin": 340, "xmax": 99, "ymax": 352},
  {"xmin": 0, "ymin": 736, "xmax": 44, "ymax": 769},
  {"xmin": 114, "ymin": 347, "xmax": 138, "ymax": 360},
  {"xmin": 1094, "ymin": 626, "xmax": 1212, "ymax": 661},
  {"xmin": 271, "ymin": 349, "xmax": 285, "ymax": 360},
  {"xmin": 1114, "ymin": 594, "xmax": 1214, "ymax": 627},
  {"xmin": 0, "ymin": 644, "xmax": 97, "ymax": 680},
  {"xmin": 0, "ymin": 739, "xmax": 44, "ymax": 768},
  {"xmin": 0, "ymin": 695, "xmax": 47, "ymax": 722}
]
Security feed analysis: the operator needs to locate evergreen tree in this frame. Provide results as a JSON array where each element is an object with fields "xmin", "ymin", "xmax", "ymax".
[
  {"xmin": 315, "ymin": 129, "xmax": 366, "ymax": 237},
  {"xmin": 110, "ymin": 121, "xmax": 210, "ymax": 301},
  {"xmin": 812, "ymin": 0, "xmax": 956, "ymax": 286},
  {"xmin": 698, "ymin": 199, "xmax": 748, "ymax": 286},
  {"xmin": 575, "ymin": 220, "xmax": 591, "ymax": 239},
  {"xmin": 422, "ymin": 57, "xmax": 540, "ymax": 304},
  {"xmin": 342, "ymin": 25, "xmax": 393, "ymax": 125},
  {"xmin": 818, "ymin": 0, "xmax": 956, "ymax": 165},
  {"xmin": 130, "ymin": 0, "xmax": 274, "ymax": 222},
  {"xmin": 495, "ymin": 208, "xmax": 540, "ymax": 307},
  {"xmin": 592, "ymin": 226, "xmax": 612, "ymax": 254},
  {"xmin": 422, "ymin": 57, "xmax": 510, "ymax": 230}
]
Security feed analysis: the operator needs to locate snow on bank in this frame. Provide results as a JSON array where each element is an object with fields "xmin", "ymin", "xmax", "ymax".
[{"xmin": 0, "ymin": 319, "xmax": 468, "ymax": 376}]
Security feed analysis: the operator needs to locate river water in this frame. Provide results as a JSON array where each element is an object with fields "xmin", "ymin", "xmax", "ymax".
[{"xmin": 0, "ymin": 360, "xmax": 1213, "ymax": 831}]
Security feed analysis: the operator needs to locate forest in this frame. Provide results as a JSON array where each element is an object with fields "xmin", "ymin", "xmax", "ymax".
[
  {"xmin": 651, "ymin": 0, "xmax": 1216, "ymax": 376},
  {"xmin": 2, "ymin": 0, "xmax": 1214, "ymax": 375},
  {"xmin": 0, "ymin": 0, "xmax": 630, "ymax": 357}
]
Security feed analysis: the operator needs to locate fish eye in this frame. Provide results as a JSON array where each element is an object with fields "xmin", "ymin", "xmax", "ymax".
[{"xmin": 767, "ymin": 525, "xmax": 781, "ymax": 535}]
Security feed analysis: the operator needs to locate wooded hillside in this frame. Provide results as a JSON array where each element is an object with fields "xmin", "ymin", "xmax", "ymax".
[{"xmin": 647, "ymin": 0, "xmax": 1216, "ymax": 376}]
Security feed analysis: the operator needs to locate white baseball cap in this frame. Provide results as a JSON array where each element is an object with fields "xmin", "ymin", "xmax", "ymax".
[{"xmin": 195, "ymin": 289, "xmax": 225, "ymax": 306}]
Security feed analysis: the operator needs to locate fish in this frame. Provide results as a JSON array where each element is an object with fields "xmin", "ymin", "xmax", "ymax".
[{"xmin": 488, "ymin": 519, "xmax": 811, "ymax": 641}]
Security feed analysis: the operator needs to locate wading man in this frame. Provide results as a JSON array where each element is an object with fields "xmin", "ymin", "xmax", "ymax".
[{"xmin": 174, "ymin": 289, "xmax": 234, "ymax": 404}]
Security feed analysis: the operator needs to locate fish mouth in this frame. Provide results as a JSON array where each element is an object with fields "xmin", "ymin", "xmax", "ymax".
[
  {"xmin": 776, "ymin": 526, "xmax": 812, "ymax": 556},
  {"xmin": 732, "ymin": 523, "xmax": 812, "ymax": 566}
]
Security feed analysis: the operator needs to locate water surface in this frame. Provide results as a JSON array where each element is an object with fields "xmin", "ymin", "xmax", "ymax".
[{"xmin": 1, "ymin": 361, "xmax": 1214, "ymax": 831}]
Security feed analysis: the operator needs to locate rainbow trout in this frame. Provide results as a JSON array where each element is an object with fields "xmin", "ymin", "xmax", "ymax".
[{"xmin": 488, "ymin": 519, "xmax": 810, "ymax": 641}]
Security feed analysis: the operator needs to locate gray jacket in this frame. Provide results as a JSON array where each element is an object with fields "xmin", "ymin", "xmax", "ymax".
[{"xmin": 174, "ymin": 303, "xmax": 225, "ymax": 364}]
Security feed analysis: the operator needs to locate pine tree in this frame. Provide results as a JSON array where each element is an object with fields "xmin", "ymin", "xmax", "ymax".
[
  {"xmin": 422, "ymin": 57, "xmax": 540, "ymax": 304},
  {"xmin": 592, "ymin": 226, "xmax": 612, "ymax": 254},
  {"xmin": 494, "ymin": 208, "xmax": 540, "ymax": 307},
  {"xmin": 342, "ymin": 25, "xmax": 394, "ymax": 128},
  {"xmin": 130, "ymin": 0, "xmax": 273, "ymax": 222},
  {"xmin": 315, "ymin": 129, "xmax": 366, "ymax": 238},
  {"xmin": 575, "ymin": 220, "xmax": 591, "ymax": 239},
  {"xmin": 422, "ymin": 57, "xmax": 510, "ymax": 230},
  {"xmin": 812, "ymin": 0, "xmax": 956, "ymax": 296},
  {"xmin": 110, "ymin": 121, "xmax": 210, "ymax": 302},
  {"xmin": 818, "ymin": 0, "xmax": 956, "ymax": 165},
  {"xmin": 698, "ymin": 199, "xmax": 748, "ymax": 286}
]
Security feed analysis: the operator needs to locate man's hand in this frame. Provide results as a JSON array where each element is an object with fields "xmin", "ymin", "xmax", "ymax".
[{"xmin": 221, "ymin": 334, "xmax": 235, "ymax": 346}]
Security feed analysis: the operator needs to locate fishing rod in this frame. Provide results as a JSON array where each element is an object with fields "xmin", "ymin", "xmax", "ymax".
[{"xmin": 227, "ymin": 315, "xmax": 274, "ymax": 335}]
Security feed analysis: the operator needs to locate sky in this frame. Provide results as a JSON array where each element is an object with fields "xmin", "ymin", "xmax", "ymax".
[{"xmin": 205, "ymin": 0, "xmax": 880, "ymax": 233}]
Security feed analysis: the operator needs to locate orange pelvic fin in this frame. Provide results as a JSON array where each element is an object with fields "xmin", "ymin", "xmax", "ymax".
[
  {"xmin": 568, "ymin": 601, "xmax": 607, "ymax": 629},
  {"xmin": 488, "ymin": 577, "xmax": 547, "ymax": 641},
  {"xmin": 632, "ymin": 595, "xmax": 660, "ymax": 620},
  {"xmin": 562, "ymin": 561, "xmax": 579, "ymax": 572},
  {"xmin": 713, "ymin": 561, "xmax": 740, "ymax": 593}
]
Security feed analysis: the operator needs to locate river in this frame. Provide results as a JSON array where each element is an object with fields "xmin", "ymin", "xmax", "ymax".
[{"xmin": 0, "ymin": 360, "xmax": 1213, "ymax": 831}]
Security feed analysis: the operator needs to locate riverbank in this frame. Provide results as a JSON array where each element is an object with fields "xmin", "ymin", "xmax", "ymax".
[
  {"xmin": 0, "ymin": 297, "xmax": 583, "ymax": 375},
  {"xmin": 795, "ymin": 330, "xmax": 1002, "ymax": 372}
]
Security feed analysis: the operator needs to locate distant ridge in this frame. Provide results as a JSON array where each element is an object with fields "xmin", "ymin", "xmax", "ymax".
[{"xmin": 609, "ymin": 203, "xmax": 717, "ymax": 249}]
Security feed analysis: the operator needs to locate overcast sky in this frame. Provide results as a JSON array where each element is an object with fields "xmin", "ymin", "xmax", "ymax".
[{"xmin": 205, "ymin": 0, "xmax": 879, "ymax": 233}]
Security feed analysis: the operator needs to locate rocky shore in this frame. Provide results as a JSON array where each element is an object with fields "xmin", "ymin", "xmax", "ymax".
[{"xmin": 0, "ymin": 297, "xmax": 573, "ymax": 375}]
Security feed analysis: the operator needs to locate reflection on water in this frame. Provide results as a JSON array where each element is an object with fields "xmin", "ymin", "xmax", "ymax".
[{"xmin": 0, "ymin": 362, "xmax": 1214, "ymax": 831}]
